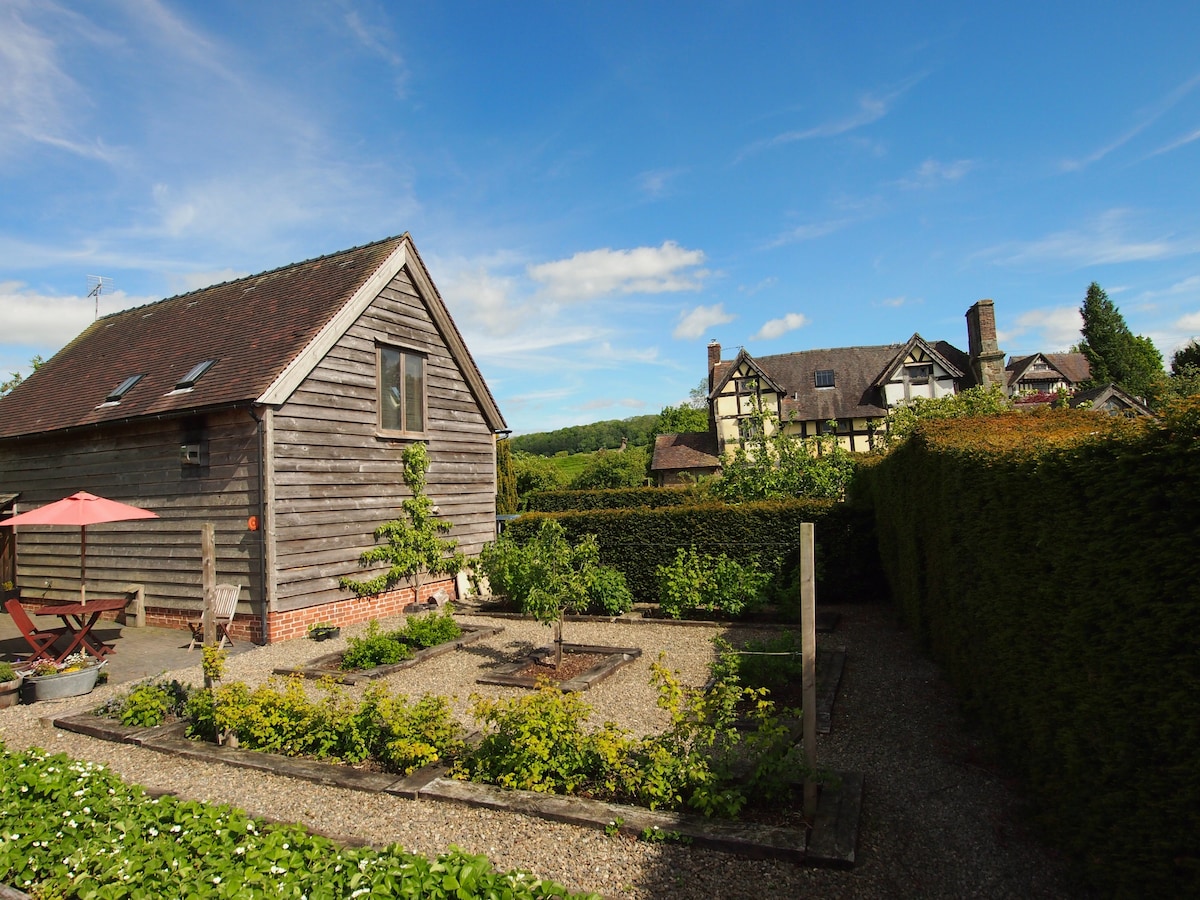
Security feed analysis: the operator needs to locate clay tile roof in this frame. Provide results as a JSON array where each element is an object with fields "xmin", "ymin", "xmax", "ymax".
[
  {"xmin": 1045, "ymin": 353, "xmax": 1091, "ymax": 384},
  {"xmin": 0, "ymin": 236, "xmax": 408, "ymax": 440},
  {"xmin": 650, "ymin": 432, "xmax": 720, "ymax": 472},
  {"xmin": 757, "ymin": 344, "xmax": 906, "ymax": 421}
]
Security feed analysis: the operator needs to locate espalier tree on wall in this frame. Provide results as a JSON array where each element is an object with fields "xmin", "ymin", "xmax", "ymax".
[{"xmin": 340, "ymin": 442, "xmax": 464, "ymax": 599}]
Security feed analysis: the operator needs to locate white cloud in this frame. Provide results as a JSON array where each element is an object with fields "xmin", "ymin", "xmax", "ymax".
[
  {"xmin": 898, "ymin": 158, "xmax": 974, "ymax": 189},
  {"xmin": 673, "ymin": 303, "xmax": 734, "ymax": 339},
  {"xmin": 877, "ymin": 295, "xmax": 911, "ymax": 308},
  {"xmin": 751, "ymin": 312, "xmax": 809, "ymax": 341},
  {"xmin": 439, "ymin": 266, "xmax": 524, "ymax": 336},
  {"xmin": 979, "ymin": 210, "xmax": 1197, "ymax": 268},
  {"xmin": 0, "ymin": 281, "xmax": 154, "ymax": 348},
  {"xmin": 528, "ymin": 242, "xmax": 708, "ymax": 301},
  {"xmin": 738, "ymin": 277, "xmax": 777, "ymax": 296},
  {"xmin": 1174, "ymin": 311, "xmax": 1200, "ymax": 332},
  {"xmin": 998, "ymin": 306, "xmax": 1083, "ymax": 352}
]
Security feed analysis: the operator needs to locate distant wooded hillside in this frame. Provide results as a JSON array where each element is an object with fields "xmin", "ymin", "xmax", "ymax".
[{"xmin": 510, "ymin": 414, "xmax": 658, "ymax": 456}]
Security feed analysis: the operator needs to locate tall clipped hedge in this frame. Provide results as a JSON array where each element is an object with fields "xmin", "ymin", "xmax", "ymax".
[
  {"xmin": 505, "ymin": 498, "xmax": 884, "ymax": 605},
  {"xmin": 526, "ymin": 486, "xmax": 699, "ymax": 512},
  {"xmin": 855, "ymin": 402, "xmax": 1200, "ymax": 898}
]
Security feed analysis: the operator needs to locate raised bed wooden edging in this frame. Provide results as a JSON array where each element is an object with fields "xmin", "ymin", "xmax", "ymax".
[
  {"xmin": 475, "ymin": 643, "xmax": 642, "ymax": 692},
  {"xmin": 52, "ymin": 712, "xmax": 862, "ymax": 867},
  {"xmin": 273, "ymin": 624, "xmax": 504, "ymax": 684}
]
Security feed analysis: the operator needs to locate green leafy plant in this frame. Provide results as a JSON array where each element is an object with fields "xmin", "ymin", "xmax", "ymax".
[
  {"xmin": 340, "ymin": 442, "xmax": 465, "ymax": 599},
  {"xmin": 655, "ymin": 547, "xmax": 770, "ymax": 618},
  {"xmin": 340, "ymin": 620, "xmax": 415, "ymax": 670},
  {"xmin": 0, "ymin": 743, "xmax": 593, "ymax": 899},
  {"xmin": 398, "ymin": 605, "xmax": 462, "ymax": 648},
  {"xmin": 639, "ymin": 826, "xmax": 691, "ymax": 844},
  {"xmin": 97, "ymin": 680, "xmax": 191, "ymax": 728},
  {"xmin": 0, "ymin": 662, "xmax": 16, "ymax": 683},
  {"xmin": 603, "ymin": 816, "xmax": 624, "ymax": 837}
]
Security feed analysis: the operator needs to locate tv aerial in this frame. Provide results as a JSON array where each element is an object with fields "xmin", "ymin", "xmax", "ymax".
[{"xmin": 86, "ymin": 275, "xmax": 112, "ymax": 320}]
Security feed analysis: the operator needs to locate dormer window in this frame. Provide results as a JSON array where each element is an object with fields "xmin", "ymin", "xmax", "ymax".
[
  {"xmin": 175, "ymin": 359, "xmax": 216, "ymax": 391},
  {"xmin": 815, "ymin": 369, "xmax": 835, "ymax": 388},
  {"xmin": 104, "ymin": 374, "xmax": 145, "ymax": 403}
]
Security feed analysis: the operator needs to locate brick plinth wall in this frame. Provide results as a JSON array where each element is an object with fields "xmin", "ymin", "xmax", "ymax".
[{"xmin": 143, "ymin": 577, "xmax": 456, "ymax": 645}]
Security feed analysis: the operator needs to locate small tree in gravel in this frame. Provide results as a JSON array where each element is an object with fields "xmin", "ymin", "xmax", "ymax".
[
  {"xmin": 474, "ymin": 520, "xmax": 632, "ymax": 668},
  {"xmin": 340, "ymin": 442, "xmax": 464, "ymax": 602}
]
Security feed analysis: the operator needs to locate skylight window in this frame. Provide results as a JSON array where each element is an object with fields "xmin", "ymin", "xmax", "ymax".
[
  {"xmin": 815, "ymin": 369, "xmax": 835, "ymax": 388},
  {"xmin": 105, "ymin": 374, "xmax": 145, "ymax": 403},
  {"xmin": 175, "ymin": 359, "xmax": 217, "ymax": 391}
]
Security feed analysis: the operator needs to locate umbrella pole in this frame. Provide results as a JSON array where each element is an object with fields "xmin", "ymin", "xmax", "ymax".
[{"xmin": 80, "ymin": 525, "xmax": 87, "ymax": 606}]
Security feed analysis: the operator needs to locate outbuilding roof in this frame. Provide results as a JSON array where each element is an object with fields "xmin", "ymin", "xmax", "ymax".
[{"xmin": 0, "ymin": 235, "xmax": 505, "ymax": 439}]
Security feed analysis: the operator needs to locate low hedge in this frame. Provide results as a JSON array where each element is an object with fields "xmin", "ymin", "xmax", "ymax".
[
  {"xmin": 856, "ymin": 402, "xmax": 1200, "ymax": 898},
  {"xmin": 504, "ymin": 498, "xmax": 885, "ymax": 607},
  {"xmin": 526, "ymin": 486, "xmax": 698, "ymax": 512}
]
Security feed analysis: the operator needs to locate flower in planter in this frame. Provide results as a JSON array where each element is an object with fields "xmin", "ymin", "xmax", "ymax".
[{"xmin": 29, "ymin": 652, "xmax": 101, "ymax": 677}]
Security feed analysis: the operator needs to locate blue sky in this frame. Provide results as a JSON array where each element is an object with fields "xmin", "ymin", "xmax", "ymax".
[{"xmin": 3, "ymin": 1, "xmax": 1200, "ymax": 435}]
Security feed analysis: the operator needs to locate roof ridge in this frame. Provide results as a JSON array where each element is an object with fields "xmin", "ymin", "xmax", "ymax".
[{"xmin": 95, "ymin": 233, "xmax": 408, "ymax": 322}]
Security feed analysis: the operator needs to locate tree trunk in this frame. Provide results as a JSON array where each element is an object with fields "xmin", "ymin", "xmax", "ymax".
[{"xmin": 554, "ymin": 614, "xmax": 563, "ymax": 669}]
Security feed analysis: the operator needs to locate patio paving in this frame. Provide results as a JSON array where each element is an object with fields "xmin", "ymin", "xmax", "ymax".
[{"xmin": 0, "ymin": 612, "xmax": 254, "ymax": 686}]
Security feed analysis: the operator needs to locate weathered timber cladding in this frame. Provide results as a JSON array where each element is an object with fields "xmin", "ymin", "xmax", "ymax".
[
  {"xmin": 0, "ymin": 408, "xmax": 262, "ymax": 612},
  {"xmin": 271, "ymin": 269, "xmax": 496, "ymax": 611}
]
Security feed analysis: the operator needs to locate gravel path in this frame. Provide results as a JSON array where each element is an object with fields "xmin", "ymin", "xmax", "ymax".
[{"xmin": 0, "ymin": 604, "xmax": 1090, "ymax": 899}]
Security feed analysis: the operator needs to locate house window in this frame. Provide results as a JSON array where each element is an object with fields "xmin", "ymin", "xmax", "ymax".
[
  {"xmin": 378, "ymin": 345, "xmax": 426, "ymax": 436},
  {"xmin": 907, "ymin": 364, "xmax": 931, "ymax": 385},
  {"xmin": 815, "ymin": 369, "xmax": 835, "ymax": 388},
  {"xmin": 102, "ymin": 374, "xmax": 145, "ymax": 404},
  {"xmin": 175, "ymin": 359, "xmax": 216, "ymax": 391}
]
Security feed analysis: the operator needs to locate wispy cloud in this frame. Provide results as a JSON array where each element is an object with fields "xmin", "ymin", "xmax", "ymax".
[
  {"xmin": 337, "ymin": 2, "xmax": 409, "ymax": 98},
  {"xmin": 528, "ymin": 242, "xmax": 708, "ymax": 302},
  {"xmin": 750, "ymin": 312, "xmax": 809, "ymax": 341},
  {"xmin": 1061, "ymin": 72, "xmax": 1200, "ymax": 171},
  {"xmin": 673, "ymin": 303, "xmax": 734, "ymax": 340},
  {"xmin": 767, "ymin": 218, "xmax": 854, "ymax": 249},
  {"xmin": 997, "ymin": 306, "xmax": 1083, "ymax": 352},
  {"xmin": 897, "ymin": 158, "xmax": 974, "ymax": 189},
  {"xmin": 637, "ymin": 167, "xmax": 686, "ymax": 199},
  {"xmin": 978, "ymin": 210, "xmax": 1197, "ymax": 267},
  {"xmin": 875, "ymin": 295, "xmax": 915, "ymax": 308},
  {"xmin": 738, "ymin": 277, "xmax": 778, "ymax": 297},
  {"xmin": 0, "ymin": 1, "xmax": 121, "ymax": 161},
  {"xmin": 736, "ymin": 74, "xmax": 923, "ymax": 162},
  {"xmin": 1148, "ymin": 126, "xmax": 1200, "ymax": 159}
]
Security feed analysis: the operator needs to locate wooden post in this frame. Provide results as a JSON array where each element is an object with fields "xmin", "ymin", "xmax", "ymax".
[
  {"xmin": 202, "ymin": 523, "xmax": 216, "ymax": 647},
  {"xmin": 800, "ymin": 522, "xmax": 819, "ymax": 819}
]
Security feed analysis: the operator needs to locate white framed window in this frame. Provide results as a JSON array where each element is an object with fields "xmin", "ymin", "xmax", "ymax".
[{"xmin": 378, "ymin": 344, "xmax": 426, "ymax": 437}]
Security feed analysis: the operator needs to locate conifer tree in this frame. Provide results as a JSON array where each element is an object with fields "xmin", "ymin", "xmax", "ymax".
[
  {"xmin": 495, "ymin": 438, "xmax": 518, "ymax": 515},
  {"xmin": 1076, "ymin": 282, "xmax": 1164, "ymax": 401}
]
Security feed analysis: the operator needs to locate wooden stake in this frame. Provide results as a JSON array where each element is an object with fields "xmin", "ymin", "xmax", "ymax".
[
  {"xmin": 202, "ymin": 523, "xmax": 216, "ymax": 648},
  {"xmin": 800, "ymin": 521, "xmax": 818, "ymax": 819}
]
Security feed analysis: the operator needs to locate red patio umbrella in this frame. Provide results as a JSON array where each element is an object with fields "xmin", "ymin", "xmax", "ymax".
[{"xmin": 3, "ymin": 491, "xmax": 159, "ymax": 604}]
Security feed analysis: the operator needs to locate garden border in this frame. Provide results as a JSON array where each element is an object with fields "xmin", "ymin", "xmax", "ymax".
[
  {"xmin": 475, "ymin": 643, "xmax": 642, "ymax": 691},
  {"xmin": 272, "ymin": 624, "xmax": 504, "ymax": 684},
  {"xmin": 50, "ymin": 712, "xmax": 862, "ymax": 867}
]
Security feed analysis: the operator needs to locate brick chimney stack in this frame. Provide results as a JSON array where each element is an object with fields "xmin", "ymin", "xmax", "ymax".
[
  {"xmin": 965, "ymin": 300, "xmax": 1007, "ymax": 391},
  {"xmin": 707, "ymin": 340, "xmax": 721, "ymax": 392}
]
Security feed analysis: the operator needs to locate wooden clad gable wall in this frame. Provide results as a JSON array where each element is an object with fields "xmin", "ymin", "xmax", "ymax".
[
  {"xmin": 271, "ymin": 267, "xmax": 496, "ymax": 610},
  {"xmin": 0, "ymin": 408, "xmax": 262, "ymax": 610}
]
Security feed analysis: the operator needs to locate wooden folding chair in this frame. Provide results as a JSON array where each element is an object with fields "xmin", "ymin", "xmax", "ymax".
[
  {"xmin": 187, "ymin": 584, "xmax": 242, "ymax": 650},
  {"xmin": 5, "ymin": 597, "xmax": 71, "ymax": 663}
]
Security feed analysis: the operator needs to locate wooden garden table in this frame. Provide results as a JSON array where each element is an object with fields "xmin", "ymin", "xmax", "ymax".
[{"xmin": 34, "ymin": 596, "xmax": 128, "ymax": 659}]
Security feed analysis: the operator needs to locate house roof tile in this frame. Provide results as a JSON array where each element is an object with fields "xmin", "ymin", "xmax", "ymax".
[{"xmin": 650, "ymin": 431, "xmax": 720, "ymax": 472}]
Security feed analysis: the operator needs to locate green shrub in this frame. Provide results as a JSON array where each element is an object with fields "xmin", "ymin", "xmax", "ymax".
[
  {"xmin": 97, "ymin": 680, "xmax": 191, "ymax": 728},
  {"xmin": 454, "ymin": 659, "xmax": 803, "ymax": 817},
  {"xmin": 0, "ymin": 743, "xmax": 592, "ymax": 899},
  {"xmin": 655, "ymin": 547, "xmax": 770, "ymax": 618},
  {"xmin": 340, "ymin": 620, "xmax": 414, "ymax": 670},
  {"xmin": 473, "ymin": 520, "xmax": 633, "ymax": 617},
  {"xmin": 526, "ymin": 486, "xmax": 697, "ymax": 512},
  {"xmin": 397, "ymin": 605, "xmax": 462, "ymax": 648},
  {"xmin": 0, "ymin": 662, "xmax": 17, "ymax": 682}
]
